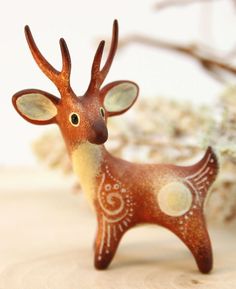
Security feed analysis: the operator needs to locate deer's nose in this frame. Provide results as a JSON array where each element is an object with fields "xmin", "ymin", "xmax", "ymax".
[{"xmin": 89, "ymin": 121, "xmax": 108, "ymax": 145}]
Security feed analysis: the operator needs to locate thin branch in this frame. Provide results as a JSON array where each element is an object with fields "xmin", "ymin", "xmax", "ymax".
[
  {"xmin": 227, "ymin": 45, "xmax": 236, "ymax": 59},
  {"xmin": 232, "ymin": 0, "xmax": 236, "ymax": 9},
  {"xmin": 118, "ymin": 34, "xmax": 236, "ymax": 83},
  {"xmin": 154, "ymin": 0, "xmax": 222, "ymax": 11}
]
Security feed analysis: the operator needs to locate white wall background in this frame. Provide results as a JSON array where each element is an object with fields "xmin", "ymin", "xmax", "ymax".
[{"xmin": 0, "ymin": 0, "xmax": 235, "ymax": 166}]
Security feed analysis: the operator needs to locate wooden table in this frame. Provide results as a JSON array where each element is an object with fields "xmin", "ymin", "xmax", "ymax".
[{"xmin": 0, "ymin": 167, "xmax": 235, "ymax": 289}]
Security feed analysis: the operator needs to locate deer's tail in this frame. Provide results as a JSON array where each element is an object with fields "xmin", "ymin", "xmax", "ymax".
[{"xmin": 183, "ymin": 146, "xmax": 219, "ymax": 202}]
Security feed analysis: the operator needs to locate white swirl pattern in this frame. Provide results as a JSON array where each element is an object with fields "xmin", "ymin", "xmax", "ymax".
[{"xmin": 97, "ymin": 164, "xmax": 135, "ymax": 261}]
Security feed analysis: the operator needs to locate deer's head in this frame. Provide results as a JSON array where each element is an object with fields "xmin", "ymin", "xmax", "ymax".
[{"xmin": 12, "ymin": 20, "xmax": 139, "ymax": 150}]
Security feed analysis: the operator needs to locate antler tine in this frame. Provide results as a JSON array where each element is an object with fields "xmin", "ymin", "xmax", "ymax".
[
  {"xmin": 59, "ymin": 38, "xmax": 71, "ymax": 80},
  {"xmin": 25, "ymin": 26, "xmax": 60, "ymax": 82},
  {"xmin": 99, "ymin": 19, "xmax": 118, "ymax": 83},
  {"xmin": 87, "ymin": 40, "xmax": 105, "ymax": 92},
  {"xmin": 25, "ymin": 26, "xmax": 72, "ymax": 93},
  {"xmin": 86, "ymin": 20, "xmax": 119, "ymax": 94}
]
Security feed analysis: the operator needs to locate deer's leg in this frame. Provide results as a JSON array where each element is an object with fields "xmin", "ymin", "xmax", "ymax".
[
  {"xmin": 94, "ymin": 216, "xmax": 125, "ymax": 270},
  {"xmin": 174, "ymin": 214, "xmax": 213, "ymax": 274},
  {"xmin": 186, "ymin": 223, "xmax": 212, "ymax": 274}
]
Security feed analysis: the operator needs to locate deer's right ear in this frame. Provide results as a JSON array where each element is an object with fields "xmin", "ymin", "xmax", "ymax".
[{"xmin": 12, "ymin": 89, "xmax": 59, "ymax": 125}]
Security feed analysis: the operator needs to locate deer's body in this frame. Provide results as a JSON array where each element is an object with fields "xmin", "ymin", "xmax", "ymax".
[
  {"xmin": 70, "ymin": 141, "xmax": 217, "ymax": 272},
  {"xmin": 12, "ymin": 20, "xmax": 218, "ymax": 274}
]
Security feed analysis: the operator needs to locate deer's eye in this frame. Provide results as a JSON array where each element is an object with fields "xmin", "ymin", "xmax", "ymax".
[
  {"xmin": 69, "ymin": 112, "xmax": 80, "ymax": 127},
  {"xmin": 100, "ymin": 107, "xmax": 105, "ymax": 119}
]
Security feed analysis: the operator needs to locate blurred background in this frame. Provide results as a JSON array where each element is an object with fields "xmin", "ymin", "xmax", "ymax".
[
  {"xmin": 0, "ymin": 0, "xmax": 235, "ymax": 165},
  {"xmin": 1, "ymin": 1, "xmax": 236, "ymax": 287}
]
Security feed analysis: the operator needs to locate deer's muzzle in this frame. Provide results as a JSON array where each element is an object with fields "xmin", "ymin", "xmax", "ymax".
[{"xmin": 89, "ymin": 121, "xmax": 108, "ymax": 145}]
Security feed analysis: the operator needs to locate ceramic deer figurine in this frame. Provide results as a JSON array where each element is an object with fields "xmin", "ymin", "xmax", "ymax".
[{"xmin": 12, "ymin": 20, "xmax": 218, "ymax": 273}]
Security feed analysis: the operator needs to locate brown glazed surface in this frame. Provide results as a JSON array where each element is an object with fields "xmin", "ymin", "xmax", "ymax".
[
  {"xmin": 12, "ymin": 20, "xmax": 219, "ymax": 273},
  {"xmin": 93, "ymin": 146, "xmax": 217, "ymax": 273}
]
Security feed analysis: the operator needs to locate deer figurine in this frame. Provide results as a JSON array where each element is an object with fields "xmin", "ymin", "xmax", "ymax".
[{"xmin": 12, "ymin": 20, "xmax": 218, "ymax": 273}]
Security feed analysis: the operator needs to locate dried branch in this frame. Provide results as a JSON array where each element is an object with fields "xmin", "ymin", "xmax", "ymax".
[
  {"xmin": 233, "ymin": 0, "xmax": 236, "ymax": 9},
  {"xmin": 118, "ymin": 34, "xmax": 236, "ymax": 83},
  {"xmin": 154, "ymin": 0, "xmax": 223, "ymax": 11}
]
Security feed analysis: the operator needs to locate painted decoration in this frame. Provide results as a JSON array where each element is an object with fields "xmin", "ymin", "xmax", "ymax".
[{"xmin": 12, "ymin": 20, "xmax": 219, "ymax": 273}]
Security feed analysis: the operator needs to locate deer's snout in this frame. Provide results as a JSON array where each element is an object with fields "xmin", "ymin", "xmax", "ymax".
[{"xmin": 89, "ymin": 120, "xmax": 108, "ymax": 145}]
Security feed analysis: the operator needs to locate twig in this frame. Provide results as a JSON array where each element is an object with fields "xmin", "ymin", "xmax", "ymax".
[
  {"xmin": 154, "ymin": 0, "xmax": 222, "ymax": 11},
  {"xmin": 118, "ymin": 35, "xmax": 236, "ymax": 82}
]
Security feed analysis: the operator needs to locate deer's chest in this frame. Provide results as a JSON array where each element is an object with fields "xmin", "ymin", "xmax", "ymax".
[{"xmin": 71, "ymin": 143, "xmax": 103, "ymax": 206}]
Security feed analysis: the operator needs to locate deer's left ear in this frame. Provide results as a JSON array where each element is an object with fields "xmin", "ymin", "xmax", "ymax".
[{"xmin": 101, "ymin": 81, "xmax": 139, "ymax": 116}]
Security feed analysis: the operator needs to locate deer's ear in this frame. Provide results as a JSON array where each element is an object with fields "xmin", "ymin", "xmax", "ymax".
[
  {"xmin": 12, "ymin": 89, "xmax": 59, "ymax": 125},
  {"xmin": 101, "ymin": 81, "xmax": 139, "ymax": 116}
]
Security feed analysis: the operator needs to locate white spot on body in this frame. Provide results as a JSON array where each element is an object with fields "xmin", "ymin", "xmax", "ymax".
[{"xmin": 157, "ymin": 182, "xmax": 193, "ymax": 217}]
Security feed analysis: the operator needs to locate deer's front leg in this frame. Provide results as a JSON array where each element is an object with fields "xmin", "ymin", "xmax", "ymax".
[
  {"xmin": 94, "ymin": 169, "xmax": 136, "ymax": 269},
  {"xmin": 94, "ymin": 216, "xmax": 124, "ymax": 270}
]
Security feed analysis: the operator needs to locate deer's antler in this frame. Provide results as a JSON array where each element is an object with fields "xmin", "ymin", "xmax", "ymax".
[
  {"xmin": 24, "ymin": 26, "xmax": 72, "ymax": 95},
  {"xmin": 86, "ymin": 19, "xmax": 119, "ymax": 94}
]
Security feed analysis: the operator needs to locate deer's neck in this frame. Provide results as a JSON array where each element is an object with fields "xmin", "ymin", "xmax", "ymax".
[{"xmin": 71, "ymin": 142, "xmax": 106, "ymax": 206}]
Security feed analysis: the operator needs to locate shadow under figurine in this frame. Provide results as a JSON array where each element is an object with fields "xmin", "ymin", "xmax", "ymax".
[{"xmin": 12, "ymin": 20, "xmax": 219, "ymax": 273}]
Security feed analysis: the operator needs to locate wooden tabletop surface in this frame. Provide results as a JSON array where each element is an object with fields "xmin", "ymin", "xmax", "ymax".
[{"xmin": 0, "ymin": 167, "xmax": 235, "ymax": 289}]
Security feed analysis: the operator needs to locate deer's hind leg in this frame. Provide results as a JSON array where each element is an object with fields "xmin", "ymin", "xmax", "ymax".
[{"xmin": 172, "ymin": 211, "xmax": 213, "ymax": 274}]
